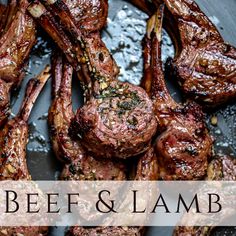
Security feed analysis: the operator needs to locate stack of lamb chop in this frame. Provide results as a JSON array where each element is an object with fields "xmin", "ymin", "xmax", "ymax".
[{"xmin": 0, "ymin": 0, "xmax": 235, "ymax": 235}]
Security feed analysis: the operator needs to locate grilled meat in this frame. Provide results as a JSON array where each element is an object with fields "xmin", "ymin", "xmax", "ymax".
[
  {"xmin": 0, "ymin": 0, "xmax": 36, "ymax": 84},
  {"xmin": 49, "ymin": 54, "xmax": 127, "ymax": 181},
  {"xmin": 28, "ymin": 0, "xmax": 117, "ymax": 80},
  {"xmin": 142, "ymin": 6, "xmax": 212, "ymax": 180},
  {"xmin": 0, "ymin": 227, "xmax": 48, "ymax": 236},
  {"xmin": 0, "ymin": 0, "xmax": 36, "ymax": 127},
  {"xmin": 173, "ymin": 226, "xmax": 212, "ymax": 236},
  {"xmin": 28, "ymin": 0, "xmax": 157, "ymax": 159},
  {"xmin": 49, "ymin": 55, "xmax": 146, "ymax": 235},
  {"xmin": 164, "ymin": 0, "xmax": 236, "ymax": 107},
  {"xmin": 48, "ymin": 55, "xmax": 82, "ymax": 163},
  {"xmin": 0, "ymin": 80, "xmax": 10, "ymax": 127},
  {"xmin": 173, "ymin": 155, "xmax": 236, "ymax": 236},
  {"xmin": 0, "ymin": 66, "xmax": 50, "ymax": 236},
  {"xmin": 64, "ymin": 0, "xmax": 108, "ymax": 33},
  {"xmin": 207, "ymin": 155, "xmax": 236, "ymax": 181},
  {"xmin": 0, "ymin": 66, "xmax": 50, "ymax": 180},
  {"xmin": 66, "ymin": 226, "xmax": 145, "ymax": 236},
  {"xmin": 129, "ymin": 0, "xmax": 236, "ymax": 107},
  {"xmin": 135, "ymin": 146, "xmax": 159, "ymax": 181},
  {"xmin": 61, "ymin": 155, "xmax": 126, "ymax": 180},
  {"xmin": 48, "ymin": 55, "xmax": 158, "ymax": 236}
]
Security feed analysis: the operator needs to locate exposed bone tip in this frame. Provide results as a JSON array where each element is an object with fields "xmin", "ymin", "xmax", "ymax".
[
  {"xmin": 147, "ymin": 14, "xmax": 156, "ymax": 39},
  {"xmin": 38, "ymin": 65, "xmax": 51, "ymax": 83},
  {"xmin": 28, "ymin": 1, "xmax": 46, "ymax": 18},
  {"xmin": 154, "ymin": 4, "xmax": 164, "ymax": 42},
  {"xmin": 45, "ymin": 0, "xmax": 57, "ymax": 5},
  {"xmin": 146, "ymin": 4, "xmax": 164, "ymax": 41}
]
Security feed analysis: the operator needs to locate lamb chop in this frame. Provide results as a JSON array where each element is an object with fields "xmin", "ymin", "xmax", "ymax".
[
  {"xmin": 28, "ymin": 0, "xmax": 157, "ymax": 159},
  {"xmin": 0, "ymin": 0, "xmax": 36, "ymax": 127},
  {"xmin": 0, "ymin": 66, "xmax": 50, "ymax": 180},
  {"xmin": 129, "ymin": 0, "xmax": 236, "ymax": 107},
  {"xmin": 0, "ymin": 0, "xmax": 36, "ymax": 85},
  {"xmin": 173, "ymin": 155, "xmax": 236, "ymax": 236},
  {"xmin": 142, "ymin": 6, "xmax": 213, "ymax": 180},
  {"xmin": 49, "ymin": 54, "xmax": 127, "ymax": 180},
  {"xmin": 0, "ymin": 66, "xmax": 50, "ymax": 235},
  {"xmin": 48, "ymin": 54, "xmax": 156, "ymax": 235}
]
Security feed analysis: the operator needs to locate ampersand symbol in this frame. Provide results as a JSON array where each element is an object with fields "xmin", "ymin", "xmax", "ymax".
[{"xmin": 96, "ymin": 190, "xmax": 117, "ymax": 213}]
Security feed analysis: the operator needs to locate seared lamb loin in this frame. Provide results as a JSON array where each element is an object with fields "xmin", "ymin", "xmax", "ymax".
[
  {"xmin": 173, "ymin": 155, "xmax": 236, "ymax": 236},
  {"xmin": 0, "ymin": 0, "xmax": 36, "ymax": 127},
  {"xmin": 28, "ymin": 0, "xmax": 157, "ymax": 159},
  {"xmin": 0, "ymin": 67, "xmax": 50, "ymax": 235},
  {"xmin": 142, "ymin": 6, "xmax": 212, "ymax": 180},
  {"xmin": 129, "ymin": 0, "xmax": 236, "ymax": 107}
]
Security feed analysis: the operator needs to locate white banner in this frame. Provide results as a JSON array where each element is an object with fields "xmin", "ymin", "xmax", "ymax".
[{"xmin": 0, "ymin": 181, "xmax": 235, "ymax": 226}]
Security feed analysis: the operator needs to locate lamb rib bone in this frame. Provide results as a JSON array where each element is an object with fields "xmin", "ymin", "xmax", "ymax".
[
  {"xmin": 142, "ymin": 6, "xmax": 213, "ymax": 180},
  {"xmin": 28, "ymin": 0, "xmax": 157, "ymax": 159}
]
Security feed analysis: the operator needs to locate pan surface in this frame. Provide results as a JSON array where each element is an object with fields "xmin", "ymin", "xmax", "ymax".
[{"xmin": 1, "ymin": 0, "xmax": 236, "ymax": 235}]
